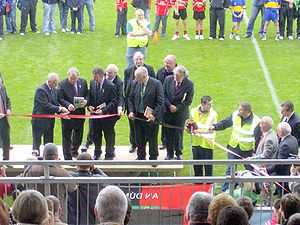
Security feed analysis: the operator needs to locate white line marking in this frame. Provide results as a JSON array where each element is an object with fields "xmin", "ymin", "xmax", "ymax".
[{"xmin": 244, "ymin": 12, "xmax": 281, "ymax": 116}]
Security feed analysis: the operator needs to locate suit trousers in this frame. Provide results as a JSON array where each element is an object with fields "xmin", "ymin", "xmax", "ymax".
[
  {"xmin": 32, "ymin": 120, "xmax": 55, "ymax": 154},
  {"xmin": 115, "ymin": 8, "xmax": 127, "ymax": 35},
  {"xmin": 20, "ymin": 0, "xmax": 38, "ymax": 33},
  {"xmin": 209, "ymin": 7, "xmax": 225, "ymax": 38},
  {"xmin": 135, "ymin": 114, "xmax": 159, "ymax": 160},
  {"xmin": 192, "ymin": 146, "xmax": 213, "ymax": 176},
  {"xmin": 279, "ymin": 5, "xmax": 294, "ymax": 37},
  {"xmin": 128, "ymin": 118, "xmax": 137, "ymax": 148},
  {"xmin": 0, "ymin": 118, "xmax": 10, "ymax": 160},
  {"xmin": 92, "ymin": 117, "xmax": 115, "ymax": 158},
  {"xmin": 61, "ymin": 119, "xmax": 84, "ymax": 160}
]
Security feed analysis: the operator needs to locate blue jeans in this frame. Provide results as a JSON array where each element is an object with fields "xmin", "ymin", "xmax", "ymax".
[
  {"xmin": 0, "ymin": 14, "xmax": 3, "ymax": 37},
  {"xmin": 71, "ymin": 8, "xmax": 83, "ymax": 33},
  {"xmin": 115, "ymin": 8, "xmax": 127, "ymax": 35},
  {"xmin": 126, "ymin": 46, "xmax": 147, "ymax": 68},
  {"xmin": 143, "ymin": 8, "xmax": 150, "ymax": 21},
  {"xmin": 58, "ymin": 1, "xmax": 69, "ymax": 29},
  {"xmin": 82, "ymin": 0, "xmax": 95, "ymax": 30},
  {"xmin": 42, "ymin": 3, "xmax": 57, "ymax": 33},
  {"xmin": 5, "ymin": 3, "xmax": 17, "ymax": 33},
  {"xmin": 153, "ymin": 15, "xmax": 168, "ymax": 37},
  {"xmin": 246, "ymin": 4, "xmax": 264, "ymax": 35}
]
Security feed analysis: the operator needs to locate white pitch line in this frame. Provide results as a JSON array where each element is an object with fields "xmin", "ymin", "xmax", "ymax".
[{"xmin": 243, "ymin": 12, "xmax": 281, "ymax": 116}]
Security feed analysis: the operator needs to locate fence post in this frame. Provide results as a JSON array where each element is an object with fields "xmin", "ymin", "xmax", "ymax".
[
  {"xmin": 44, "ymin": 163, "xmax": 51, "ymax": 196},
  {"xmin": 229, "ymin": 163, "xmax": 236, "ymax": 196}
]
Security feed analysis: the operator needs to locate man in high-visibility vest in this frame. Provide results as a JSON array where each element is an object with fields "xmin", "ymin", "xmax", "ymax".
[
  {"xmin": 210, "ymin": 102, "xmax": 260, "ymax": 191},
  {"xmin": 126, "ymin": 8, "xmax": 152, "ymax": 68},
  {"xmin": 187, "ymin": 95, "xmax": 218, "ymax": 176}
]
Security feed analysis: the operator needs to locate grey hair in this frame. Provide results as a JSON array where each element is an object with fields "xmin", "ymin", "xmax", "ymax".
[
  {"xmin": 260, "ymin": 116, "xmax": 274, "ymax": 130},
  {"xmin": 47, "ymin": 72, "xmax": 59, "ymax": 81},
  {"xmin": 174, "ymin": 65, "xmax": 189, "ymax": 77},
  {"xmin": 278, "ymin": 122, "xmax": 292, "ymax": 135},
  {"xmin": 95, "ymin": 185, "xmax": 128, "ymax": 224},
  {"xmin": 165, "ymin": 55, "xmax": 177, "ymax": 63},
  {"xmin": 107, "ymin": 64, "xmax": 119, "ymax": 74},
  {"xmin": 136, "ymin": 66, "xmax": 148, "ymax": 77},
  {"xmin": 67, "ymin": 67, "xmax": 80, "ymax": 76},
  {"xmin": 133, "ymin": 51, "xmax": 144, "ymax": 60}
]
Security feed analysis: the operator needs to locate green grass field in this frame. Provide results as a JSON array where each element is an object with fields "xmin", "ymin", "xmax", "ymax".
[{"xmin": 0, "ymin": 0, "xmax": 299, "ymax": 176}]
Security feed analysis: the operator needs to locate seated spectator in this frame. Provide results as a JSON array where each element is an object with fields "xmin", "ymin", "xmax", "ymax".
[
  {"xmin": 68, "ymin": 152, "xmax": 107, "ymax": 225},
  {"xmin": 264, "ymin": 198, "xmax": 281, "ymax": 225},
  {"xmin": 207, "ymin": 193, "xmax": 237, "ymax": 225},
  {"xmin": 12, "ymin": 190, "xmax": 49, "ymax": 225},
  {"xmin": 185, "ymin": 191, "xmax": 213, "ymax": 225},
  {"xmin": 0, "ymin": 165, "xmax": 12, "ymax": 199},
  {"xmin": 287, "ymin": 213, "xmax": 300, "ymax": 225},
  {"xmin": 0, "ymin": 198, "xmax": 9, "ymax": 225},
  {"xmin": 236, "ymin": 196, "xmax": 254, "ymax": 220},
  {"xmin": 94, "ymin": 185, "xmax": 128, "ymax": 225},
  {"xmin": 124, "ymin": 198, "xmax": 132, "ymax": 225},
  {"xmin": 280, "ymin": 194, "xmax": 300, "ymax": 225},
  {"xmin": 46, "ymin": 195, "xmax": 66, "ymax": 225},
  {"xmin": 216, "ymin": 205, "xmax": 249, "ymax": 225}
]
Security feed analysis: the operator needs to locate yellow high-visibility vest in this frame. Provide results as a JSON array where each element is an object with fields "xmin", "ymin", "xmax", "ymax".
[
  {"xmin": 229, "ymin": 111, "xmax": 260, "ymax": 151},
  {"xmin": 190, "ymin": 106, "xmax": 218, "ymax": 149},
  {"xmin": 127, "ymin": 19, "xmax": 150, "ymax": 47}
]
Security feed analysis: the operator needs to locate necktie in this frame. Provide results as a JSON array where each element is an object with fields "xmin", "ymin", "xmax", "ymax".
[
  {"xmin": 138, "ymin": 83, "xmax": 144, "ymax": 113},
  {"xmin": 176, "ymin": 82, "xmax": 180, "ymax": 91},
  {"xmin": 0, "ymin": 93, "xmax": 4, "ymax": 115},
  {"xmin": 74, "ymin": 84, "xmax": 78, "ymax": 96},
  {"xmin": 96, "ymin": 83, "xmax": 101, "ymax": 102}
]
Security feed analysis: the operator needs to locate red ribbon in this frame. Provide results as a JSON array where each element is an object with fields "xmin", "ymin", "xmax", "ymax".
[{"xmin": 3, "ymin": 113, "xmax": 119, "ymax": 119}]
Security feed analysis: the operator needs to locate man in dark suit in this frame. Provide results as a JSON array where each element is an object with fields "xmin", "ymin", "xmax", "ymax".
[
  {"xmin": 128, "ymin": 66, "xmax": 164, "ymax": 161},
  {"xmin": 163, "ymin": 66, "xmax": 194, "ymax": 160},
  {"xmin": 266, "ymin": 122, "xmax": 299, "ymax": 197},
  {"xmin": 58, "ymin": 67, "xmax": 89, "ymax": 160},
  {"xmin": 280, "ymin": 100, "xmax": 300, "ymax": 146},
  {"xmin": 32, "ymin": 73, "xmax": 69, "ymax": 155},
  {"xmin": 88, "ymin": 66, "xmax": 118, "ymax": 160},
  {"xmin": 124, "ymin": 51, "xmax": 155, "ymax": 153},
  {"xmin": 0, "ymin": 74, "xmax": 11, "ymax": 160}
]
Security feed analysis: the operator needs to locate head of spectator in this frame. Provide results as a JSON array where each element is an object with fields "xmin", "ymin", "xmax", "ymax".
[
  {"xmin": 92, "ymin": 66, "xmax": 106, "ymax": 84},
  {"xmin": 280, "ymin": 194, "xmax": 300, "ymax": 222},
  {"xmin": 106, "ymin": 64, "xmax": 119, "ymax": 81},
  {"xmin": 67, "ymin": 67, "xmax": 80, "ymax": 85},
  {"xmin": 164, "ymin": 55, "xmax": 177, "ymax": 73},
  {"xmin": 216, "ymin": 205, "xmax": 249, "ymax": 225},
  {"xmin": 271, "ymin": 198, "xmax": 282, "ymax": 224},
  {"xmin": 45, "ymin": 195, "xmax": 63, "ymax": 221},
  {"xmin": 236, "ymin": 196, "xmax": 254, "ymax": 220},
  {"xmin": 207, "ymin": 193, "xmax": 237, "ymax": 225},
  {"xmin": 12, "ymin": 190, "xmax": 49, "ymax": 224},
  {"xmin": 94, "ymin": 185, "xmax": 128, "ymax": 224},
  {"xmin": 238, "ymin": 102, "xmax": 252, "ymax": 119},
  {"xmin": 281, "ymin": 100, "xmax": 294, "ymax": 118},
  {"xmin": 291, "ymin": 183, "xmax": 300, "ymax": 198},
  {"xmin": 277, "ymin": 122, "xmax": 292, "ymax": 139},
  {"xmin": 134, "ymin": 8, "xmax": 145, "ymax": 22},
  {"xmin": 135, "ymin": 66, "xmax": 149, "ymax": 85},
  {"xmin": 259, "ymin": 116, "xmax": 273, "ymax": 133},
  {"xmin": 76, "ymin": 152, "xmax": 93, "ymax": 171},
  {"xmin": 124, "ymin": 198, "xmax": 132, "ymax": 225},
  {"xmin": 174, "ymin": 65, "xmax": 188, "ymax": 83},
  {"xmin": 43, "ymin": 143, "xmax": 59, "ymax": 160},
  {"xmin": 185, "ymin": 191, "xmax": 212, "ymax": 225},
  {"xmin": 133, "ymin": 52, "xmax": 145, "ymax": 68},
  {"xmin": 47, "ymin": 73, "xmax": 59, "ymax": 89},
  {"xmin": 200, "ymin": 96, "xmax": 213, "ymax": 113},
  {"xmin": 287, "ymin": 213, "xmax": 300, "ymax": 225},
  {"xmin": 0, "ymin": 198, "xmax": 9, "ymax": 225}
]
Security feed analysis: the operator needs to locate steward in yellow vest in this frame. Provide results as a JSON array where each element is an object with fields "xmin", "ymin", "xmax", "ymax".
[{"xmin": 187, "ymin": 96, "xmax": 218, "ymax": 176}]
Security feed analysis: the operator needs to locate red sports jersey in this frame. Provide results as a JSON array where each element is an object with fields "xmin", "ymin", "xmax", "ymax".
[
  {"xmin": 193, "ymin": 0, "xmax": 206, "ymax": 12},
  {"xmin": 171, "ymin": 0, "xmax": 188, "ymax": 10},
  {"xmin": 116, "ymin": 0, "xmax": 127, "ymax": 10},
  {"xmin": 156, "ymin": 0, "xmax": 172, "ymax": 16}
]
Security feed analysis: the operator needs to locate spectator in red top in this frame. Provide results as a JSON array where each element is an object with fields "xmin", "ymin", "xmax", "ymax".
[
  {"xmin": 0, "ymin": 165, "xmax": 12, "ymax": 199},
  {"xmin": 193, "ymin": 0, "xmax": 206, "ymax": 40},
  {"xmin": 153, "ymin": 0, "xmax": 172, "ymax": 38},
  {"xmin": 115, "ymin": 0, "xmax": 128, "ymax": 37},
  {"xmin": 171, "ymin": 0, "xmax": 191, "ymax": 40}
]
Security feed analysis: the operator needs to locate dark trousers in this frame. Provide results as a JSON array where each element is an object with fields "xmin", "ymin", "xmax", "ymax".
[
  {"xmin": 20, "ymin": 0, "xmax": 38, "ymax": 33},
  {"xmin": 32, "ymin": 121, "xmax": 54, "ymax": 154},
  {"xmin": 92, "ymin": 118, "xmax": 115, "ymax": 158},
  {"xmin": 0, "ymin": 118, "xmax": 10, "ymax": 160},
  {"xmin": 297, "ymin": 9, "xmax": 300, "ymax": 37},
  {"xmin": 61, "ymin": 119, "xmax": 84, "ymax": 160},
  {"xmin": 129, "ymin": 118, "xmax": 137, "ymax": 148},
  {"xmin": 192, "ymin": 146, "xmax": 213, "ymax": 176},
  {"xmin": 115, "ymin": 8, "xmax": 127, "ymax": 35},
  {"xmin": 70, "ymin": 8, "xmax": 83, "ymax": 32},
  {"xmin": 222, "ymin": 145, "xmax": 253, "ymax": 191},
  {"xmin": 209, "ymin": 7, "xmax": 225, "ymax": 38},
  {"xmin": 153, "ymin": 15, "xmax": 168, "ymax": 36},
  {"xmin": 0, "ymin": 13, "xmax": 3, "ymax": 37},
  {"xmin": 135, "ymin": 115, "xmax": 159, "ymax": 160},
  {"xmin": 279, "ymin": 5, "xmax": 294, "ymax": 37},
  {"xmin": 84, "ymin": 119, "xmax": 94, "ymax": 146}
]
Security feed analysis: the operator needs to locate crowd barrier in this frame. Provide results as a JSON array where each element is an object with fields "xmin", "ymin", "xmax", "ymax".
[{"xmin": 0, "ymin": 159, "xmax": 299, "ymax": 225}]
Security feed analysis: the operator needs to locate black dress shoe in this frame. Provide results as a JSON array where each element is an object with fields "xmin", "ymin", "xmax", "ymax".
[
  {"xmin": 104, "ymin": 157, "xmax": 113, "ymax": 160},
  {"xmin": 177, "ymin": 155, "xmax": 183, "ymax": 160},
  {"xmin": 159, "ymin": 145, "xmax": 166, "ymax": 150},
  {"xmin": 93, "ymin": 155, "xmax": 100, "ymax": 160},
  {"xmin": 164, "ymin": 155, "xmax": 173, "ymax": 160},
  {"xmin": 135, "ymin": 157, "xmax": 146, "ymax": 160},
  {"xmin": 129, "ymin": 147, "xmax": 137, "ymax": 153}
]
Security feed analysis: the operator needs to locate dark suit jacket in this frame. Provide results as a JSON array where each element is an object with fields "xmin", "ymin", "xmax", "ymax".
[
  {"xmin": 124, "ymin": 64, "xmax": 155, "ymax": 111},
  {"xmin": 266, "ymin": 134, "xmax": 299, "ymax": 175},
  {"xmin": 128, "ymin": 77, "xmax": 164, "ymax": 122},
  {"xmin": 0, "ymin": 85, "xmax": 11, "ymax": 126},
  {"xmin": 281, "ymin": 113, "xmax": 300, "ymax": 146},
  {"xmin": 88, "ymin": 78, "xmax": 118, "ymax": 114},
  {"xmin": 32, "ymin": 83, "xmax": 60, "ymax": 129},
  {"xmin": 112, "ymin": 75, "xmax": 124, "ymax": 108},
  {"xmin": 58, "ymin": 78, "xmax": 88, "ymax": 124},
  {"xmin": 163, "ymin": 76, "xmax": 194, "ymax": 123},
  {"xmin": 156, "ymin": 66, "xmax": 174, "ymax": 84}
]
